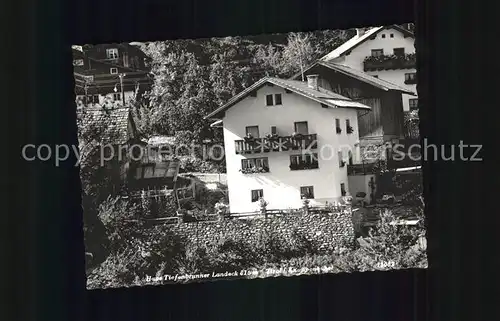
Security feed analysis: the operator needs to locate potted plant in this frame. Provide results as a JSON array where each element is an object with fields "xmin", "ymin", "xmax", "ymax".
[
  {"xmin": 244, "ymin": 132, "xmax": 254, "ymax": 142},
  {"xmin": 214, "ymin": 199, "xmax": 228, "ymax": 219},
  {"xmin": 265, "ymin": 133, "xmax": 279, "ymax": 140},
  {"xmin": 346, "ymin": 125, "xmax": 354, "ymax": 134},
  {"xmin": 258, "ymin": 197, "xmax": 268, "ymax": 217}
]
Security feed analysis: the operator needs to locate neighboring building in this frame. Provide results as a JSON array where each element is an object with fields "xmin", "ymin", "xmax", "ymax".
[
  {"xmin": 72, "ymin": 43, "xmax": 153, "ymax": 107},
  {"xmin": 290, "ymin": 60, "xmax": 415, "ymax": 145},
  {"xmin": 205, "ymin": 76, "xmax": 372, "ymax": 213},
  {"xmin": 320, "ymin": 25, "xmax": 417, "ymax": 112}
]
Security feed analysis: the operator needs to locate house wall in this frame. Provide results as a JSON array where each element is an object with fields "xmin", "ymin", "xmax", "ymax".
[
  {"xmin": 223, "ymin": 84, "xmax": 360, "ymax": 213},
  {"xmin": 329, "ymin": 27, "xmax": 417, "ymax": 111},
  {"xmin": 347, "ymin": 174, "xmax": 376, "ymax": 203},
  {"xmin": 302, "ymin": 66, "xmax": 403, "ymax": 140}
]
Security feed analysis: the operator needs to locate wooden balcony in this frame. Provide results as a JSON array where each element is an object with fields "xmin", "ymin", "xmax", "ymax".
[
  {"xmin": 363, "ymin": 53, "xmax": 416, "ymax": 71},
  {"xmin": 235, "ymin": 134, "xmax": 318, "ymax": 155}
]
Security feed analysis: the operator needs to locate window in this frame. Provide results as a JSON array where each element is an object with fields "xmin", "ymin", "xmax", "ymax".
[
  {"xmin": 274, "ymin": 93, "xmax": 282, "ymax": 105},
  {"xmin": 373, "ymin": 75, "xmax": 379, "ymax": 78},
  {"xmin": 266, "ymin": 93, "xmax": 282, "ymax": 106},
  {"xmin": 371, "ymin": 49, "xmax": 384, "ymax": 57},
  {"xmin": 405, "ymin": 72, "xmax": 417, "ymax": 84},
  {"xmin": 290, "ymin": 153, "xmax": 319, "ymax": 170},
  {"xmin": 73, "ymin": 59, "xmax": 84, "ymax": 66},
  {"xmin": 106, "ymin": 48, "xmax": 119, "ymax": 59},
  {"xmin": 346, "ymin": 119, "xmax": 350, "ymax": 132},
  {"xmin": 266, "ymin": 94, "xmax": 273, "ymax": 106},
  {"xmin": 340, "ymin": 183, "xmax": 346, "ymax": 196},
  {"xmin": 271, "ymin": 126, "xmax": 277, "ymax": 135},
  {"xmin": 390, "ymin": 33, "xmax": 394, "ymax": 38},
  {"xmin": 381, "ymin": 34, "xmax": 386, "ymax": 38},
  {"xmin": 110, "ymin": 67, "xmax": 118, "ymax": 74},
  {"xmin": 409, "ymin": 98, "xmax": 419, "ymax": 111},
  {"xmin": 251, "ymin": 189, "xmax": 264, "ymax": 202},
  {"xmin": 338, "ymin": 150, "xmax": 345, "ymax": 167},
  {"xmin": 300, "ymin": 186, "xmax": 315, "ymax": 199},
  {"xmin": 294, "ymin": 121, "xmax": 309, "ymax": 135},
  {"xmin": 113, "ymin": 93, "xmax": 121, "ymax": 101},
  {"xmin": 348, "ymin": 150, "xmax": 353, "ymax": 165},
  {"xmin": 335, "ymin": 118, "xmax": 341, "ymax": 134},
  {"xmin": 245, "ymin": 126, "xmax": 260, "ymax": 138},
  {"xmin": 87, "ymin": 95, "xmax": 99, "ymax": 104},
  {"xmin": 393, "ymin": 48, "xmax": 405, "ymax": 56},
  {"xmin": 241, "ymin": 157, "xmax": 269, "ymax": 171}
]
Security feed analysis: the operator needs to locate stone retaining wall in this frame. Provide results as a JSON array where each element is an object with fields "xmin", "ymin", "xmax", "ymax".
[{"xmin": 167, "ymin": 210, "xmax": 354, "ymax": 251}]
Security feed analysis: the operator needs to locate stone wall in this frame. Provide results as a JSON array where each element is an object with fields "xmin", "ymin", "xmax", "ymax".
[{"xmin": 167, "ymin": 210, "xmax": 354, "ymax": 251}]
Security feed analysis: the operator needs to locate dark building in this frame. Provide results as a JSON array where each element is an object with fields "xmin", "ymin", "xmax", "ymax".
[{"xmin": 72, "ymin": 43, "xmax": 153, "ymax": 107}]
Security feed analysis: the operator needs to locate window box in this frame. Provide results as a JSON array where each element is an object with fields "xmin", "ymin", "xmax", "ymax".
[
  {"xmin": 240, "ymin": 166, "xmax": 270, "ymax": 174},
  {"xmin": 289, "ymin": 162, "xmax": 319, "ymax": 171},
  {"xmin": 346, "ymin": 126, "xmax": 354, "ymax": 134},
  {"xmin": 363, "ymin": 53, "xmax": 416, "ymax": 71}
]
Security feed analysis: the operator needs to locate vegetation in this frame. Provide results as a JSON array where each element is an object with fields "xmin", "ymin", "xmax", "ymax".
[{"xmin": 87, "ymin": 196, "xmax": 427, "ymax": 289}]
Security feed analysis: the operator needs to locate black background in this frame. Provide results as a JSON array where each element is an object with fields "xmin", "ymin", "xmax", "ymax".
[{"xmin": 4, "ymin": 0, "xmax": 492, "ymax": 320}]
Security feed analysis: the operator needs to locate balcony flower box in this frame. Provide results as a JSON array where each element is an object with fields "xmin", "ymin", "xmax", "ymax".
[
  {"xmin": 265, "ymin": 133, "xmax": 280, "ymax": 141},
  {"xmin": 346, "ymin": 126, "xmax": 354, "ymax": 134},
  {"xmin": 240, "ymin": 166, "xmax": 270, "ymax": 174},
  {"xmin": 290, "ymin": 162, "xmax": 319, "ymax": 171},
  {"xmin": 244, "ymin": 133, "xmax": 255, "ymax": 142},
  {"xmin": 363, "ymin": 53, "xmax": 416, "ymax": 71}
]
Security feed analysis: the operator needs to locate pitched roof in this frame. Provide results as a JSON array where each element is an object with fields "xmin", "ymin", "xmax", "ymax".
[
  {"xmin": 320, "ymin": 25, "xmax": 414, "ymax": 61},
  {"xmin": 78, "ymin": 107, "xmax": 135, "ymax": 145},
  {"xmin": 319, "ymin": 61, "xmax": 416, "ymax": 94},
  {"xmin": 291, "ymin": 61, "xmax": 416, "ymax": 95},
  {"xmin": 204, "ymin": 77, "xmax": 371, "ymax": 119}
]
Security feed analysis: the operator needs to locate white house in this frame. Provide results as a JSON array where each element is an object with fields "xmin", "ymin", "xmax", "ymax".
[
  {"xmin": 320, "ymin": 25, "xmax": 417, "ymax": 112},
  {"xmin": 205, "ymin": 75, "xmax": 372, "ymax": 213}
]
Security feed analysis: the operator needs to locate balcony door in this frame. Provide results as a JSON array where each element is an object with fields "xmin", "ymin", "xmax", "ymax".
[
  {"xmin": 245, "ymin": 126, "xmax": 260, "ymax": 138},
  {"xmin": 294, "ymin": 121, "xmax": 309, "ymax": 135}
]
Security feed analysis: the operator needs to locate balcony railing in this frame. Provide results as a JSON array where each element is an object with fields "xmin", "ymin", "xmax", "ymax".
[
  {"xmin": 363, "ymin": 53, "xmax": 416, "ymax": 71},
  {"xmin": 235, "ymin": 134, "xmax": 318, "ymax": 155}
]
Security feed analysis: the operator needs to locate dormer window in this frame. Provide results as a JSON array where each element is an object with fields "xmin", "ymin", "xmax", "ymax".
[
  {"xmin": 266, "ymin": 93, "xmax": 282, "ymax": 106},
  {"xmin": 106, "ymin": 48, "xmax": 119, "ymax": 59}
]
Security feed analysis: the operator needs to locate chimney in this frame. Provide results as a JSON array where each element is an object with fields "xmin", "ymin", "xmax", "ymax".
[
  {"xmin": 356, "ymin": 28, "xmax": 365, "ymax": 37},
  {"xmin": 306, "ymin": 74, "xmax": 319, "ymax": 90}
]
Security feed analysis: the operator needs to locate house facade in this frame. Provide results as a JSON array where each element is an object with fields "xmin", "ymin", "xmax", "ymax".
[
  {"xmin": 320, "ymin": 25, "xmax": 417, "ymax": 112},
  {"xmin": 72, "ymin": 43, "xmax": 152, "ymax": 108},
  {"xmin": 205, "ymin": 76, "xmax": 372, "ymax": 213},
  {"xmin": 291, "ymin": 61, "xmax": 414, "ymax": 146}
]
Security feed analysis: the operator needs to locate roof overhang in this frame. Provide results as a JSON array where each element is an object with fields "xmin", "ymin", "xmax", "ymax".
[{"xmin": 204, "ymin": 77, "xmax": 371, "ymax": 120}]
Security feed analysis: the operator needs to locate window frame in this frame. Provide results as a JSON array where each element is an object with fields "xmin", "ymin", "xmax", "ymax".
[
  {"xmin": 409, "ymin": 98, "xmax": 419, "ymax": 111},
  {"xmin": 110, "ymin": 67, "xmax": 118, "ymax": 74},
  {"xmin": 300, "ymin": 186, "xmax": 315, "ymax": 199},
  {"xmin": 251, "ymin": 189, "xmax": 264, "ymax": 202},
  {"xmin": 294, "ymin": 121, "xmax": 309, "ymax": 135},
  {"xmin": 106, "ymin": 48, "xmax": 119, "ymax": 59},
  {"xmin": 245, "ymin": 125, "xmax": 260, "ymax": 138},
  {"xmin": 393, "ymin": 47, "xmax": 405, "ymax": 56}
]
